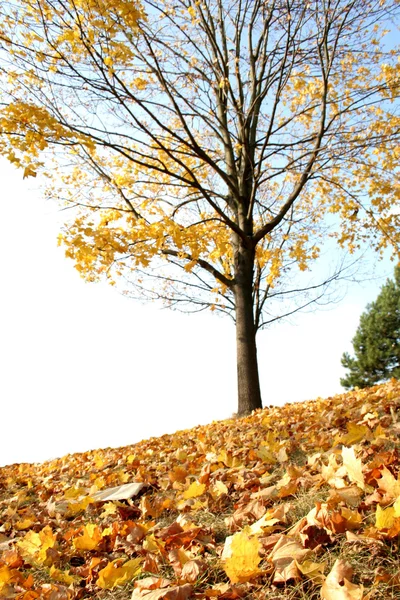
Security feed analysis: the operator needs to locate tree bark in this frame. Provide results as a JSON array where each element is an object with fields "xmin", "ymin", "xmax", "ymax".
[{"xmin": 234, "ymin": 239, "xmax": 262, "ymax": 416}]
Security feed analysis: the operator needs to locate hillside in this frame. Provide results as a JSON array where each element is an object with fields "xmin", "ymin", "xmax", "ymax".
[{"xmin": 1, "ymin": 382, "xmax": 400, "ymax": 599}]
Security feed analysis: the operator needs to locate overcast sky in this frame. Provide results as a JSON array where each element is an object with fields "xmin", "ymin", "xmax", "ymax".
[{"xmin": 0, "ymin": 158, "xmax": 393, "ymax": 467}]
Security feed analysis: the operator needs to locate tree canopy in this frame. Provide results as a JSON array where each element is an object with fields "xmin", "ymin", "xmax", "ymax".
[
  {"xmin": 0, "ymin": 0, "xmax": 399, "ymax": 414},
  {"xmin": 341, "ymin": 266, "xmax": 400, "ymax": 389}
]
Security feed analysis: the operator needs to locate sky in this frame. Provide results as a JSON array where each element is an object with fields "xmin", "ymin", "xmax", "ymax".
[{"xmin": 0, "ymin": 158, "xmax": 394, "ymax": 468}]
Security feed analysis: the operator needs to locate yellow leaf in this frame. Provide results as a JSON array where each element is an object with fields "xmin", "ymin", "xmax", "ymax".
[
  {"xmin": 49, "ymin": 566, "xmax": 77, "ymax": 585},
  {"xmin": 339, "ymin": 423, "xmax": 369, "ymax": 445},
  {"xmin": 0, "ymin": 564, "xmax": 13, "ymax": 591},
  {"xmin": 375, "ymin": 504, "xmax": 396, "ymax": 530},
  {"xmin": 209, "ymin": 480, "xmax": 228, "ymax": 500},
  {"xmin": 17, "ymin": 525, "xmax": 57, "ymax": 565},
  {"xmin": 183, "ymin": 481, "xmax": 206, "ymax": 499},
  {"xmin": 66, "ymin": 496, "xmax": 94, "ymax": 516},
  {"xmin": 64, "ymin": 487, "xmax": 85, "ymax": 499},
  {"xmin": 175, "ymin": 450, "xmax": 187, "ymax": 461},
  {"xmin": 216, "ymin": 450, "xmax": 242, "ymax": 468},
  {"xmin": 23, "ymin": 165, "xmax": 37, "ymax": 179},
  {"xmin": 249, "ymin": 514, "xmax": 280, "ymax": 535},
  {"xmin": 222, "ymin": 529, "xmax": 262, "ymax": 583},
  {"xmin": 100, "ymin": 502, "xmax": 118, "ymax": 517},
  {"xmin": 132, "ymin": 77, "xmax": 148, "ymax": 90},
  {"xmin": 255, "ymin": 446, "xmax": 277, "ymax": 464},
  {"xmin": 295, "ymin": 559, "xmax": 326, "ymax": 583},
  {"xmin": 15, "ymin": 517, "xmax": 36, "ymax": 530},
  {"xmin": 73, "ymin": 523, "xmax": 103, "ymax": 551},
  {"xmin": 143, "ymin": 534, "xmax": 165, "ymax": 554},
  {"xmin": 97, "ymin": 557, "xmax": 142, "ymax": 589},
  {"xmin": 342, "ymin": 446, "xmax": 365, "ymax": 489},
  {"xmin": 341, "ymin": 507, "xmax": 363, "ymax": 529}
]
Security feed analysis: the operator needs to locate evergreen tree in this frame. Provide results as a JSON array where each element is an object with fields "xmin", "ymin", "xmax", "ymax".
[{"xmin": 341, "ymin": 266, "xmax": 400, "ymax": 389}]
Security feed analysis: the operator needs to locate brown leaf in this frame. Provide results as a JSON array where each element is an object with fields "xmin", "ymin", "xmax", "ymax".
[
  {"xmin": 320, "ymin": 559, "xmax": 363, "ymax": 600},
  {"xmin": 180, "ymin": 558, "xmax": 207, "ymax": 583},
  {"xmin": 268, "ymin": 536, "xmax": 311, "ymax": 583}
]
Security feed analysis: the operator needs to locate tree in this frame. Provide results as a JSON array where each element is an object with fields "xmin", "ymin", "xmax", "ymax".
[
  {"xmin": 0, "ymin": 1, "xmax": 399, "ymax": 415},
  {"xmin": 341, "ymin": 266, "xmax": 400, "ymax": 389}
]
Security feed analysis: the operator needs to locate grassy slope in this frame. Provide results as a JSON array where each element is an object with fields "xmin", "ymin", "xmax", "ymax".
[{"xmin": 1, "ymin": 381, "xmax": 400, "ymax": 599}]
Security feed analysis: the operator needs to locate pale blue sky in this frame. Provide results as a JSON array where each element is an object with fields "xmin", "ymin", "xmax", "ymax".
[{"xmin": 0, "ymin": 158, "xmax": 393, "ymax": 467}]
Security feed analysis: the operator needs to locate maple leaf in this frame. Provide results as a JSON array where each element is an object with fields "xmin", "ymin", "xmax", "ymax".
[
  {"xmin": 320, "ymin": 560, "xmax": 363, "ymax": 600},
  {"xmin": 342, "ymin": 447, "xmax": 365, "ymax": 490},
  {"xmin": 97, "ymin": 557, "xmax": 142, "ymax": 589},
  {"xmin": 295, "ymin": 559, "xmax": 326, "ymax": 583},
  {"xmin": 72, "ymin": 523, "xmax": 103, "ymax": 551},
  {"xmin": 376, "ymin": 466, "xmax": 400, "ymax": 499},
  {"xmin": 180, "ymin": 558, "xmax": 207, "ymax": 583},
  {"xmin": 375, "ymin": 504, "xmax": 396, "ymax": 530},
  {"xmin": 337, "ymin": 423, "xmax": 370, "ymax": 446},
  {"xmin": 182, "ymin": 481, "xmax": 206, "ymax": 499},
  {"xmin": 49, "ymin": 566, "xmax": 77, "ymax": 585},
  {"xmin": 268, "ymin": 536, "xmax": 311, "ymax": 583},
  {"xmin": 222, "ymin": 529, "xmax": 262, "ymax": 583},
  {"xmin": 17, "ymin": 525, "xmax": 57, "ymax": 566},
  {"xmin": 0, "ymin": 564, "xmax": 22, "ymax": 592}
]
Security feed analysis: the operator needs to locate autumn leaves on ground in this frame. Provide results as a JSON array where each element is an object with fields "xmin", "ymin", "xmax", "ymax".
[{"xmin": 2, "ymin": 383, "xmax": 400, "ymax": 600}]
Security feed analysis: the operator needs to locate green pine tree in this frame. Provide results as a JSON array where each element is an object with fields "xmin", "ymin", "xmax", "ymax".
[{"xmin": 341, "ymin": 266, "xmax": 400, "ymax": 389}]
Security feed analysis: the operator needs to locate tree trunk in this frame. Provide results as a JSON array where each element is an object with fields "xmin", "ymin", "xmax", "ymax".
[{"xmin": 234, "ymin": 240, "xmax": 263, "ymax": 416}]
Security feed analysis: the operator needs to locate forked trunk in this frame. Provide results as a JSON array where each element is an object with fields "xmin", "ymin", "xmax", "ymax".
[{"xmin": 234, "ymin": 242, "xmax": 262, "ymax": 416}]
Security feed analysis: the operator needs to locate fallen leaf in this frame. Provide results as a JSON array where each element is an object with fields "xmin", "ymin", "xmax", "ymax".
[
  {"xmin": 222, "ymin": 529, "xmax": 262, "ymax": 583},
  {"xmin": 268, "ymin": 536, "xmax": 311, "ymax": 583},
  {"xmin": 17, "ymin": 526, "xmax": 57, "ymax": 566},
  {"xmin": 73, "ymin": 523, "xmax": 103, "ymax": 551},
  {"xmin": 376, "ymin": 466, "xmax": 400, "ymax": 499},
  {"xmin": 182, "ymin": 481, "xmax": 206, "ymax": 499},
  {"xmin": 320, "ymin": 559, "xmax": 363, "ymax": 600},
  {"xmin": 295, "ymin": 559, "xmax": 326, "ymax": 583},
  {"xmin": 180, "ymin": 558, "xmax": 207, "ymax": 583},
  {"xmin": 375, "ymin": 504, "xmax": 396, "ymax": 530},
  {"xmin": 97, "ymin": 557, "xmax": 142, "ymax": 589},
  {"xmin": 342, "ymin": 447, "xmax": 365, "ymax": 490}
]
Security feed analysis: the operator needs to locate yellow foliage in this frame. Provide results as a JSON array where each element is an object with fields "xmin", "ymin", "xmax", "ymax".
[
  {"xmin": 182, "ymin": 481, "xmax": 206, "ymax": 499},
  {"xmin": 73, "ymin": 523, "xmax": 103, "ymax": 551},
  {"xmin": 375, "ymin": 505, "xmax": 397, "ymax": 530},
  {"xmin": 222, "ymin": 529, "xmax": 262, "ymax": 583},
  {"xmin": 341, "ymin": 446, "xmax": 365, "ymax": 490},
  {"xmin": 0, "ymin": 0, "xmax": 399, "ymax": 317},
  {"xmin": 17, "ymin": 525, "xmax": 57, "ymax": 565},
  {"xmin": 97, "ymin": 557, "xmax": 142, "ymax": 589}
]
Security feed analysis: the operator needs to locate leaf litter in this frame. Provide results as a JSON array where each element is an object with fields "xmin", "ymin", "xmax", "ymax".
[{"xmin": 2, "ymin": 380, "xmax": 400, "ymax": 598}]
